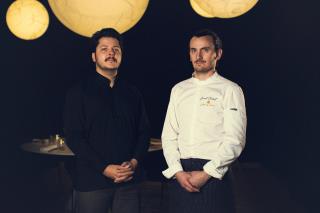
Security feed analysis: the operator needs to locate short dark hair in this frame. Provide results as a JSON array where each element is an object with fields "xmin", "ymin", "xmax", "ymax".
[
  {"xmin": 91, "ymin": 28, "xmax": 123, "ymax": 52},
  {"xmin": 191, "ymin": 29, "xmax": 222, "ymax": 51}
]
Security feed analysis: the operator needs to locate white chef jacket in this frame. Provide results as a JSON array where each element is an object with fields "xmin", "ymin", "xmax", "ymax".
[{"xmin": 162, "ymin": 72, "xmax": 247, "ymax": 180}]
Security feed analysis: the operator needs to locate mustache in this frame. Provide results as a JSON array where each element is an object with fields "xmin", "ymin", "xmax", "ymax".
[
  {"xmin": 105, "ymin": 57, "xmax": 117, "ymax": 62},
  {"xmin": 195, "ymin": 59, "xmax": 205, "ymax": 63}
]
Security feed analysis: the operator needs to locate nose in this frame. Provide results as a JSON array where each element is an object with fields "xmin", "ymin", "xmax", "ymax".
[
  {"xmin": 196, "ymin": 50, "xmax": 203, "ymax": 59},
  {"xmin": 107, "ymin": 49, "xmax": 115, "ymax": 56}
]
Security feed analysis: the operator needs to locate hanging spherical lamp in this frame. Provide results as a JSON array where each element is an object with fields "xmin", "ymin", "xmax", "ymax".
[
  {"xmin": 192, "ymin": 0, "xmax": 258, "ymax": 18},
  {"xmin": 48, "ymin": 0, "xmax": 149, "ymax": 37},
  {"xmin": 6, "ymin": 0, "xmax": 49, "ymax": 40},
  {"xmin": 190, "ymin": 0, "xmax": 215, "ymax": 18}
]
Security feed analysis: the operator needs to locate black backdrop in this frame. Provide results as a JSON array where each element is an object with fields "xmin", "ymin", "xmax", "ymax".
[{"xmin": 1, "ymin": 1, "xmax": 319, "ymax": 212}]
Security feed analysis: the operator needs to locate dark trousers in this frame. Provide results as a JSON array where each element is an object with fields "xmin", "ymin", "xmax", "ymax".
[
  {"xmin": 74, "ymin": 184, "xmax": 140, "ymax": 213},
  {"xmin": 165, "ymin": 158, "xmax": 236, "ymax": 213}
]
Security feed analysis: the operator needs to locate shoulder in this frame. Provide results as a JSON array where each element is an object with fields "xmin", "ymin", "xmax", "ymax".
[
  {"xmin": 208, "ymin": 73, "xmax": 245, "ymax": 102},
  {"xmin": 216, "ymin": 74, "xmax": 243, "ymax": 94},
  {"xmin": 65, "ymin": 76, "xmax": 92, "ymax": 100},
  {"xmin": 171, "ymin": 78, "xmax": 193, "ymax": 94},
  {"xmin": 117, "ymin": 79, "xmax": 144, "ymax": 99}
]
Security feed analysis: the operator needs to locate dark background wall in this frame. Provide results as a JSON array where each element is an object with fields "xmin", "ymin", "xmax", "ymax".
[{"xmin": 1, "ymin": 0, "xmax": 319, "ymax": 212}]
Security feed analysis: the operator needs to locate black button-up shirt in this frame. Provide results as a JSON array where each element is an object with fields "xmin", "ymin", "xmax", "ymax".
[{"xmin": 64, "ymin": 72, "xmax": 150, "ymax": 191}]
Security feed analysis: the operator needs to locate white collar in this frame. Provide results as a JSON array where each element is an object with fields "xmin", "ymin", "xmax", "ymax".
[{"xmin": 192, "ymin": 71, "xmax": 219, "ymax": 85}]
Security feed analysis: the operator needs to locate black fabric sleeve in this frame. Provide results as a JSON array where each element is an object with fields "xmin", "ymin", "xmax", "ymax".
[
  {"xmin": 63, "ymin": 87, "xmax": 107, "ymax": 173},
  {"xmin": 133, "ymin": 92, "xmax": 150, "ymax": 163}
]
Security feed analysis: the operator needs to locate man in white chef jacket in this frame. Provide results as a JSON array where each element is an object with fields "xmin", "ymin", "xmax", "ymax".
[{"xmin": 161, "ymin": 29, "xmax": 247, "ymax": 213}]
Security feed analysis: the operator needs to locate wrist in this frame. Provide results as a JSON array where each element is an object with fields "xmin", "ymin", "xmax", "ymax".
[
  {"xmin": 130, "ymin": 158, "xmax": 138, "ymax": 170},
  {"xmin": 103, "ymin": 165, "xmax": 112, "ymax": 176},
  {"xmin": 202, "ymin": 171, "xmax": 211, "ymax": 181},
  {"xmin": 175, "ymin": 171, "xmax": 185, "ymax": 178}
]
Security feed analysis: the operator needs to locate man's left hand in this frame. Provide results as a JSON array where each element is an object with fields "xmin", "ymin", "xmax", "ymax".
[
  {"xmin": 114, "ymin": 158, "xmax": 138, "ymax": 183},
  {"xmin": 188, "ymin": 171, "xmax": 211, "ymax": 190}
]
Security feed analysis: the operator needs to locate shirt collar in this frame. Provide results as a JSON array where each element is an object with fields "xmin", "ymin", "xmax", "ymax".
[
  {"xmin": 94, "ymin": 71, "xmax": 119, "ymax": 88},
  {"xmin": 192, "ymin": 71, "xmax": 219, "ymax": 85}
]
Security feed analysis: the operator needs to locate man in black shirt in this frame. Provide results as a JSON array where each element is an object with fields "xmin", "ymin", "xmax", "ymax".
[{"xmin": 64, "ymin": 28, "xmax": 150, "ymax": 213}]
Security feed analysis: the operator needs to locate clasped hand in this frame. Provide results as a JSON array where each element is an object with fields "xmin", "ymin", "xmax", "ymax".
[
  {"xmin": 175, "ymin": 171, "xmax": 210, "ymax": 192},
  {"xmin": 103, "ymin": 159, "xmax": 138, "ymax": 183}
]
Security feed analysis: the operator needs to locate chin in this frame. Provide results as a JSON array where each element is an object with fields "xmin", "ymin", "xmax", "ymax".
[
  {"xmin": 106, "ymin": 66, "xmax": 118, "ymax": 70},
  {"xmin": 101, "ymin": 67, "xmax": 118, "ymax": 72},
  {"xmin": 195, "ymin": 69, "xmax": 211, "ymax": 73}
]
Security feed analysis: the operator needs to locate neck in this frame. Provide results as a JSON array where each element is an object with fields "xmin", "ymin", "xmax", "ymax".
[
  {"xmin": 194, "ymin": 69, "xmax": 215, "ymax": 81},
  {"xmin": 96, "ymin": 69, "xmax": 117, "ymax": 87}
]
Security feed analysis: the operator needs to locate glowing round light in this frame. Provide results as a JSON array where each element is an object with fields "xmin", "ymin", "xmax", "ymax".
[
  {"xmin": 48, "ymin": 0, "xmax": 149, "ymax": 37},
  {"xmin": 193, "ymin": 0, "xmax": 258, "ymax": 18},
  {"xmin": 6, "ymin": 0, "xmax": 49, "ymax": 40},
  {"xmin": 190, "ymin": 0, "xmax": 215, "ymax": 18}
]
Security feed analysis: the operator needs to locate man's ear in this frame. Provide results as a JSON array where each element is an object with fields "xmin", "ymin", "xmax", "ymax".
[
  {"xmin": 216, "ymin": 49, "xmax": 223, "ymax": 60},
  {"xmin": 92, "ymin": 52, "xmax": 96, "ymax": 62}
]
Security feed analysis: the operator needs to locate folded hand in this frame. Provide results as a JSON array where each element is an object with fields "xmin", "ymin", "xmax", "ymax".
[
  {"xmin": 188, "ymin": 171, "xmax": 210, "ymax": 189},
  {"xmin": 103, "ymin": 164, "xmax": 134, "ymax": 182},
  {"xmin": 175, "ymin": 171, "xmax": 199, "ymax": 192}
]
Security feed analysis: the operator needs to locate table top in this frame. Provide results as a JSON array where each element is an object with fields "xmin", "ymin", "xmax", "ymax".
[
  {"xmin": 148, "ymin": 138, "xmax": 162, "ymax": 152},
  {"xmin": 20, "ymin": 142, "xmax": 74, "ymax": 156},
  {"xmin": 21, "ymin": 138, "xmax": 162, "ymax": 156}
]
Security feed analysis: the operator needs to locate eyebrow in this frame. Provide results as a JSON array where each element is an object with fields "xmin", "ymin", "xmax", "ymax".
[
  {"xmin": 189, "ymin": 46, "xmax": 212, "ymax": 50},
  {"xmin": 98, "ymin": 45, "xmax": 121, "ymax": 49}
]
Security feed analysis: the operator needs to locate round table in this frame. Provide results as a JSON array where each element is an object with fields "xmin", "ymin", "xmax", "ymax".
[
  {"xmin": 20, "ymin": 138, "xmax": 162, "ymax": 212},
  {"xmin": 21, "ymin": 138, "xmax": 162, "ymax": 156}
]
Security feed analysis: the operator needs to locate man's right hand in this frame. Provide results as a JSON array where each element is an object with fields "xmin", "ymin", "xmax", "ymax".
[
  {"xmin": 103, "ymin": 164, "xmax": 134, "ymax": 181},
  {"xmin": 175, "ymin": 171, "xmax": 199, "ymax": 192}
]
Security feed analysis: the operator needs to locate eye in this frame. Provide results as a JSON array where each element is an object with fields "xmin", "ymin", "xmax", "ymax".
[
  {"xmin": 113, "ymin": 48, "xmax": 121, "ymax": 53},
  {"xmin": 203, "ymin": 47, "xmax": 210, "ymax": 52},
  {"xmin": 190, "ymin": 48, "xmax": 196, "ymax": 53}
]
